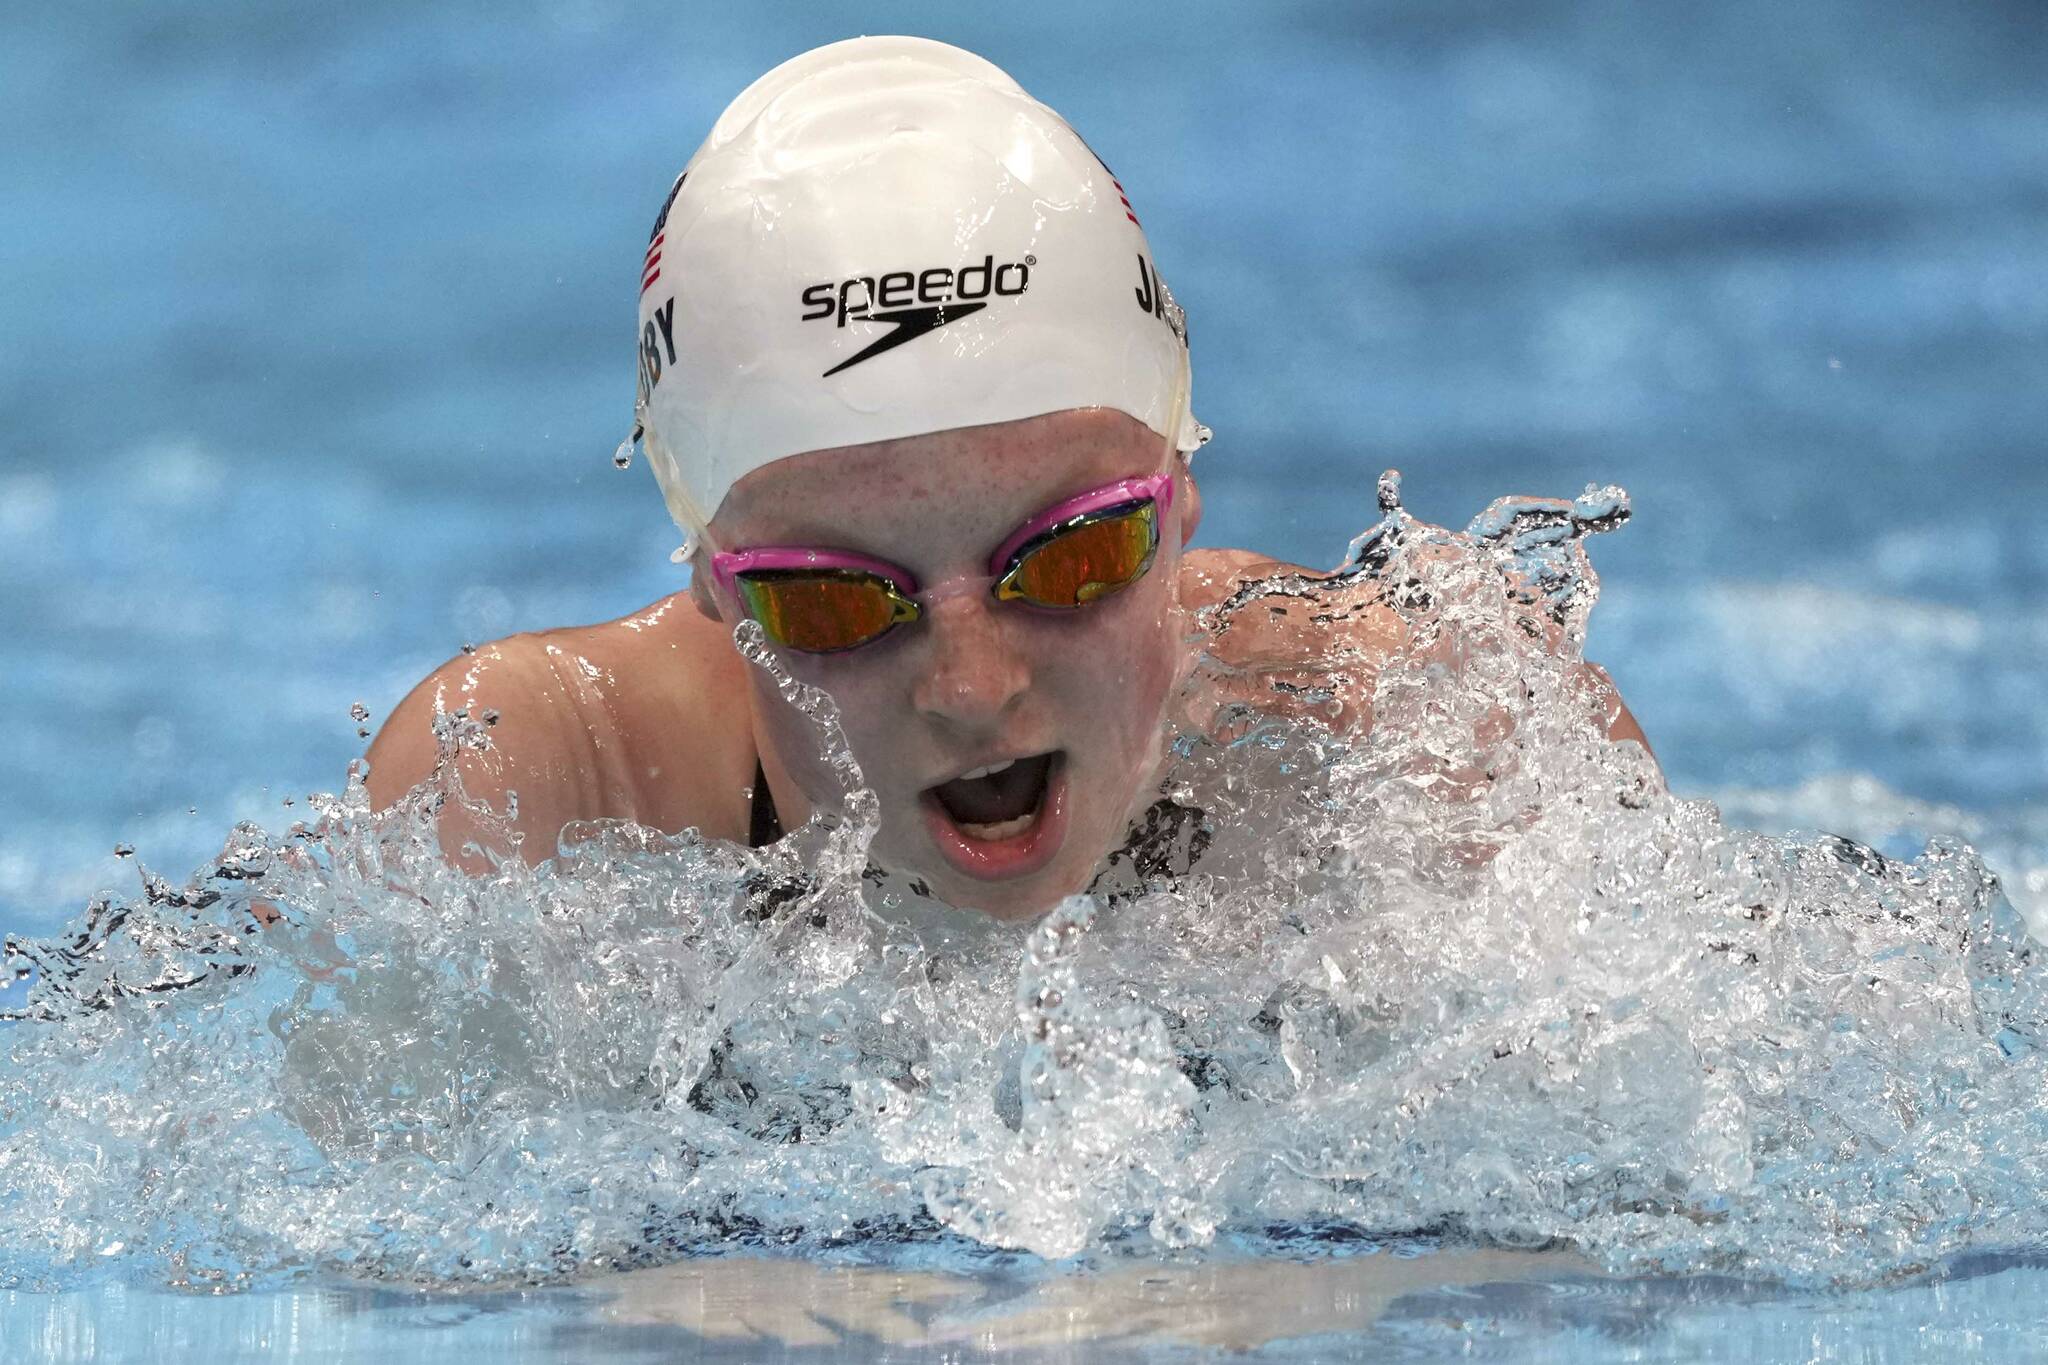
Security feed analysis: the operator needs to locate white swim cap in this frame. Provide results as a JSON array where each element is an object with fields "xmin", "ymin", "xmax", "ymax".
[{"xmin": 633, "ymin": 35, "xmax": 1202, "ymax": 536}]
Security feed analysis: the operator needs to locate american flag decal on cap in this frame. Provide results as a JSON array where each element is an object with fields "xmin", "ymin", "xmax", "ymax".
[
  {"xmin": 642, "ymin": 170, "xmax": 686, "ymax": 295},
  {"xmin": 1111, "ymin": 176, "xmax": 1140, "ymax": 226},
  {"xmin": 642, "ymin": 233, "xmax": 664, "ymax": 295}
]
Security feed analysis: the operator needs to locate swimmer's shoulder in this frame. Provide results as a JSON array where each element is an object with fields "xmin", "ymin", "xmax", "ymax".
[
  {"xmin": 1178, "ymin": 546, "xmax": 1651, "ymax": 756},
  {"xmin": 1174, "ymin": 546, "xmax": 1406, "ymax": 737},
  {"xmin": 365, "ymin": 591, "xmax": 759, "ymax": 864},
  {"xmin": 1178, "ymin": 547, "xmax": 1290, "ymax": 609},
  {"xmin": 1178, "ymin": 547, "xmax": 1407, "ymax": 646}
]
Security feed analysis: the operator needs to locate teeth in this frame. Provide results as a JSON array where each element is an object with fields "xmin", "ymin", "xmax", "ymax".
[
  {"xmin": 958, "ymin": 758, "xmax": 1017, "ymax": 782},
  {"xmin": 958, "ymin": 808, "xmax": 1040, "ymax": 841}
]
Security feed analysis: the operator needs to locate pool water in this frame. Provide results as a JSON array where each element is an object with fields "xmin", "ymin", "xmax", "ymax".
[
  {"xmin": 12, "ymin": 1247, "xmax": 2048, "ymax": 1362},
  {"xmin": 4, "ymin": 0, "xmax": 2046, "ymax": 1359}
]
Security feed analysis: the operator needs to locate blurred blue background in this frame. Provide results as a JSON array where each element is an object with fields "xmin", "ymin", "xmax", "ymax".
[{"xmin": 3, "ymin": 0, "xmax": 2044, "ymax": 937}]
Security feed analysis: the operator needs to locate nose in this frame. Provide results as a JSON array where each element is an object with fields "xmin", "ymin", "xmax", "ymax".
[{"xmin": 911, "ymin": 591, "xmax": 1031, "ymax": 730}]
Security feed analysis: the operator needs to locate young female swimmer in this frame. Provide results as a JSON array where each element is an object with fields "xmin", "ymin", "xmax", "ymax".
[{"xmin": 365, "ymin": 37, "xmax": 1651, "ymax": 922}]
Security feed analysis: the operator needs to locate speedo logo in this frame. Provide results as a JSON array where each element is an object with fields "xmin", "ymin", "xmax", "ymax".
[{"xmin": 800, "ymin": 254, "xmax": 1033, "ymax": 377}]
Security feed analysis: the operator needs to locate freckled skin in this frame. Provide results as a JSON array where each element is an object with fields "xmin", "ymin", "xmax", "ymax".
[
  {"xmin": 366, "ymin": 408, "xmax": 1650, "ymax": 920},
  {"xmin": 704, "ymin": 411, "xmax": 1190, "ymax": 919}
]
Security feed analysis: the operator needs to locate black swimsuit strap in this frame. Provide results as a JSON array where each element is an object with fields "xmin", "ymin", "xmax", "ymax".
[{"xmin": 748, "ymin": 757, "xmax": 784, "ymax": 848}]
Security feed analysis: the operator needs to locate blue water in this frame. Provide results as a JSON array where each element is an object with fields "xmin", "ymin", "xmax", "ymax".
[{"xmin": 4, "ymin": 0, "xmax": 2046, "ymax": 1359}]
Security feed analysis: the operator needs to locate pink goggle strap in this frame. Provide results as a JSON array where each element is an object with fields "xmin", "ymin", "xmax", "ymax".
[
  {"xmin": 710, "ymin": 545, "xmax": 917, "ymax": 597},
  {"xmin": 710, "ymin": 468, "xmax": 1176, "ymax": 598}
]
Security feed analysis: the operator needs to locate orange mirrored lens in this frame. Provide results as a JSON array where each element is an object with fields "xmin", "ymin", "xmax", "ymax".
[
  {"xmin": 1001, "ymin": 504, "xmax": 1158, "ymax": 608},
  {"xmin": 737, "ymin": 572, "xmax": 908, "ymax": 652}
]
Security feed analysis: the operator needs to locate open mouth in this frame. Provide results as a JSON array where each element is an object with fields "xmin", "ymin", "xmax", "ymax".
[
  {"xmin": 927, "ymin": 752, "xmax": 1058, "ymax": 841},
  {"xmin": 918, "ymin": 750, "xmax": 1070, "ymax": 887}
]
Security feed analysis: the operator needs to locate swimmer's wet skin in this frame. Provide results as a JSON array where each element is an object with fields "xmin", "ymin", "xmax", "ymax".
[{"xmin": 363, "ymin": 35, "xmax": 1650, "ymax": 919}]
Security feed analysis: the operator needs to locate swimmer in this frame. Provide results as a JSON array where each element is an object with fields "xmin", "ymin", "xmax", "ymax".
[{"xmin": 365, "ymin": 36, "xmax": 1651, "ymax": 921}]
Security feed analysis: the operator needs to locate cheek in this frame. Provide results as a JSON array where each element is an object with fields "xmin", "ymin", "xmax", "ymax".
[
  {"xmin": 752, "ymin": 652, "xmax": 913, "ymax": 792},
  {"xmin": 1035, "ymin": 589, "xmax": 1183, "ymax": 744}
]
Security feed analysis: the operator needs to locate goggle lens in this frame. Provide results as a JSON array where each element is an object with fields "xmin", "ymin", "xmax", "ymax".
[
  {"xmin": 735, "ymin": 570, "xmax": 913, "ymax": 653},
  {"xmin": 998, "ymin": 501, "xmax": 1159, "ymax": 608},
  {"xmin": 729, "ymin": 495, "xmax": 1163, "ymax": 652}
]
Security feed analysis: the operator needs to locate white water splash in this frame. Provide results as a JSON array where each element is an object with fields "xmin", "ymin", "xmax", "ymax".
[{"xmin": 2, "ymin": 476, "xmax": 2039, "ymax": 1291}]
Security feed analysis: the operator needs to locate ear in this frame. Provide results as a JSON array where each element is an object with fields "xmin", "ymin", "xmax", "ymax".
[{"xmin": 1174, "ymin": 461, "xmax": 1203, "ymax": 547}]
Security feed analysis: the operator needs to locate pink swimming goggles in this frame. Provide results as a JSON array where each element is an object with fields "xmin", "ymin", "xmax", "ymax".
[{"xmin": 710, "ymin": 472, "xmax": 1174, "ymax": 653}]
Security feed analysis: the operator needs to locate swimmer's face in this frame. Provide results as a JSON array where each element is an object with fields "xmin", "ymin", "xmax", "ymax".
[{"xmin": 700, "ymin": 409, "xmax": 1197, "ymax": 921}]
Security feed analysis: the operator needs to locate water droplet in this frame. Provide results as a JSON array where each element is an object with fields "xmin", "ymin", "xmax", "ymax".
[
  {"xmin": 611, "ymin": 436, "xmax": 635, "ymax": 470},
  {"xmin": 350, "ymin": 702, "xmax": 371, "ymax": 724},
  {"xmin": 112, "ymin": 843, "xmax": 134, "ymax": 858}
]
